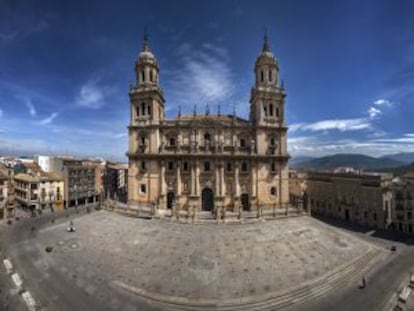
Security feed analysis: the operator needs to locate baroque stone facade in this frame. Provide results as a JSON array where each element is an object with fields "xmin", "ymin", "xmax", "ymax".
[{"xmin": 127, "ymin": 34, "xmax": 289, "ymax": 214}]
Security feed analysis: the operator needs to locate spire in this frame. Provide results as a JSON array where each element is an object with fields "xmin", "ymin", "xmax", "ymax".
[
  {"xmin": 142, "ymin": 27, "xmax": 150, "ymax": 52},
  {"xmin": 205, "ymin": 104, "xmax": 210, "ymax": 116},
  {"xmin": 217, "ymin": 104, "xmax": 221, "ymax": 116},
  {"xmin": 263, "ymin": 27, "xmax": 270, "ymax": 52}
]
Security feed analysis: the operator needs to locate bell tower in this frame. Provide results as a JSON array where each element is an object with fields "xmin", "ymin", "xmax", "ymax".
[
  {"xmin": 129, "ymin": 31, "xmax": 165, "ymax": 126},
  {"xmin": 249, "ymin": 31, "xmax": 285, "ymax": 127}
]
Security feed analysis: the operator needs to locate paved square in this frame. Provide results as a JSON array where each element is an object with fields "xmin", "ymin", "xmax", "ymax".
[{"xmin": 35, "ymin": 211, "xmax": 386, "ymax": 310}]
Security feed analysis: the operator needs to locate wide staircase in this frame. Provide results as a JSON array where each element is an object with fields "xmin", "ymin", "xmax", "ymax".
[{"xmin": 117, "ymin": 247, "xmax": 387, "ymax": 311}]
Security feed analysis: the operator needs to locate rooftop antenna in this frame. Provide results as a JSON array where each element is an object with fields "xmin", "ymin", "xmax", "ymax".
[
  {"xmin": 178, "ymin": 104, "xmax": 181, "ymax": 118},
  {"xmin": 218, "ymin": 104, "xmax": 221, "ymax": 116}
]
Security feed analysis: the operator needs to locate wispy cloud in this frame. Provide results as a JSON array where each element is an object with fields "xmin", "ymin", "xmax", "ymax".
[
  {"xmin": 291, "ymin": 98, "xmax": 394, "ymax": 134},
  {"xmin": 373, "ymin": 99, "xmax": 393, "ymax": 107},
  {"xmin": 288, "ymin": 135, "xmax": 414, "ymax": 158},
  {"xmin": 290, "ymin": 118, "xmax": 372, "ymax": 133},
  {"xmin": 20, "ymin": 97, "xmax": 36, "ymax": 116},
  {"xmin": 165, "ymin": 41, "xmax": 236, "ymax": 111},
  {"xmin": 367, "ymin": 106, "xmax": 381, "ymax": 118},
  {"xmin": 0, "ymin": 31, "xmax": 18, "ymax": 41},
  {"xmin": 76, "ymin": 79, "xmax": 106, "ymax": 109},
  {"xmin": 39, "ymin": 112, "xmax": 58, "ymax": 125}
]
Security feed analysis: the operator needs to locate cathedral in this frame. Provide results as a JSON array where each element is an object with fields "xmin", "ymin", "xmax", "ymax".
[{"xmin": 127, "ymin": 33, "xmax": 289, "ymax": 216}]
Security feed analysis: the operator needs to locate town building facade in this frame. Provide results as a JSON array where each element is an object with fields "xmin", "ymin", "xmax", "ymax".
[
  {"xmin": 36, "ymin": 156, "xmax": 100, "ymax": 207},
  {"xmin": 14, "ymin": 172, "xmax": 64, "ymax": 213},
  {"xmin": 307, "ymin": 171, "xmax": 393, "ymax": 229},
  {"xmin": 127, "ymin": 34, "xmax": 289, "ymax": 214},
  {"xmin": 104, "ymin": 162, "xmax": 128, "ymax": 203},
  {"xmin": 0, "ymin": 171, "xmax": 8, "ymax": 219},
  {"xmin": 289, "ymin": 170, "xmax": 308, "ymax": 211},
  {"xmin": 391, "ymin": 172, "xmax": 414, "ymax": 234}
]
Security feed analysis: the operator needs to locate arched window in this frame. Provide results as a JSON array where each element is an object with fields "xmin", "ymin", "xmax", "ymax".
[
  {"xmin": 241, "ymin": 162, "xmax": 248, "ymax": 172},
  {"xmin": 141, "ymin": 102, "xmax": 145, "ymax": 115},
  {"xmin": 261, "ymin": 70, "xmax": 264, "ymax": 82},
  {"xmin": 226, "ymin": 162, "xmax": 232, "ymax": 172},
  {"xmin": 139, "ymin": 135, "xmax": 146, "ymax": 145},
  {"xmin": 168, "ymin": 161, "xmax": 174, "ymax": 170},
  {"xmin": 141, "ymin": 71, "xmax": 145, "ymax": 82},
  {"xmin": 276, "ymin": 108, "xmax": 279, "ymax": 117},
  {"xmin": 204, "ymin": 133, "xmax": 211, "ymax": 145},
  {"xmin": 147, "ymin": 105, "xmax": 151, "ymax": 115},
  {"xmin": 183, "ymin": 161, "xmax": 189, "ymax": 171},
  {"xmin": 270, "ymin": 186, "xmax": 277, "ymax": 196},
  {"xmin": 149, "ymin": 70, "xmax": 153, "ymax": 82},
  {"xmin": 204, "ymin": 161, "xmax": 210, "ymax": 172},
  {"xmin": 269, "ymin": 103, "xmax": 274, "ymax": 116},
  {"xmin": 136, "ymin": 106, "xmax": 140, "ymax": 116},
  {"xmin": 271, "ymin": 161, "xmax": 276, "ymax": 172},
  {"xmin": 240, "ymin": 138, "xmax": 246, "ymax": 147},
  {"xmin": 169, "ymin": 137, "xmax": 175, "ymax": 146},
  {"xmin": 269, "ymin": 70, "xmax": 272, "ymax": 82},
  {"xmin": 270, "ymin": 137, "xmax": 275, "ymax": 146}
]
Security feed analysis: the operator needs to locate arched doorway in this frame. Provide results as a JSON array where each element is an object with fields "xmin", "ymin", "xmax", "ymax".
[
  {"xmin": 167, "ymin": 192, "xmax": 175, "ymax": 209},
  {"xmin": 202, "ymin": 188, "xmax": 214, "ymax": 211},
  {"xmin": 241, "ymin": 193, "xmax": 250, "ymax": 211}
]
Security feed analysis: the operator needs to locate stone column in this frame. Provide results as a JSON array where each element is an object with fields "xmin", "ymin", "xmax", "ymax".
[
  {"xmin": 195, "ymin": 160, "xmax": 200, "ymax": 195},
  {"xmin": 190, "ymin": 162, "xmax": 196, "ymax": 195},
  {"xmin": 235, "ymin": 164, "xmax": 240, "ymax": 197},
  {"xmin": 176, "ymin": 163, "xmax": 182, "ymax": 195},
  {"xmin": 220, "ymin": 162, "xmax": 225, "ymax": 196},
  {"xmin": 251, "ymin": 162, "xmax": 257, "ymax": 197},
  {"xmin": 160, "ymin": 161, "xmax": 166, "ymax": 196},
  {"xmin": 215, "ymin": 163, "xmax": 220, "ymax": 195}
]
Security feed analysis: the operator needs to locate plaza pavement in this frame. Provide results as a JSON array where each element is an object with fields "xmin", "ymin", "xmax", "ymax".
[{"xmin": 0, "ymin": 208, "xmax": 396, "ymax": 310}]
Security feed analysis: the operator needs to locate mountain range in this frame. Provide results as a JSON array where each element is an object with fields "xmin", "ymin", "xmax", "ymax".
[{"xmin": 291, "ymin": 153, "xmax": 409, "ymax": 171}]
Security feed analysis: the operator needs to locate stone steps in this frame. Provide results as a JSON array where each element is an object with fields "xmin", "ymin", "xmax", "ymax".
[
  {"xmin": 231, "ymin": 248, "xmax": 384, "ymax": 311},
  {"xmin": 123, "ymin": 247, "xmax": 385, "ymax": 311}
]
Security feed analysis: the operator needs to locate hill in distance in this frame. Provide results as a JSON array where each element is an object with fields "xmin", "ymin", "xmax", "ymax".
[
  {"xmin": 380, "ymin": 152, "xmax": 414, "ymax": 164},
  {"xmin": 292, "ymin": 153, "xmax": 404, "ymax": 171}
]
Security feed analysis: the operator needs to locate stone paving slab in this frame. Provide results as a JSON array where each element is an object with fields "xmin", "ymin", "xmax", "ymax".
[{"xmin": 35, "ymin": 211, "xmax": 384, "ymax": 309}]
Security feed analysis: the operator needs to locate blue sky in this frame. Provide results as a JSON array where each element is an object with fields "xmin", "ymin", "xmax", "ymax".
[{"xmin": 0, "ymin": 0, "xmax": 414, "ymax": 161}]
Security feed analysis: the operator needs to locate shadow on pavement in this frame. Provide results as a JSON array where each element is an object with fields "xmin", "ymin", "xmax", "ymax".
[{"xmin": 312, "ymin": 214, "xmax": 414, "ymax": 245}]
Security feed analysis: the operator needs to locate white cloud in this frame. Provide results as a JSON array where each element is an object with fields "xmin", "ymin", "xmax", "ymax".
[
  {"xmin": 367, "ymin": 106, "xmax": 381, "ymax": 118},
  {"xmin": 288, "ymin": 135, "xmax": 414, "ymax": 158},
  {"xmin": 296, "ymin": 118, "xmax": 372, "ymax": 132},
  {"xmin": 39, "ymin": 112, "xmax": 58, "ymax": 125},
  {"xmin": 76, "ymin": 79, "xmax": 107, "ymax": 109},
  {"xmin": 24, "ymin": 98, "xmax": 36, "ymax": 116},
  {"xmin": 166, "ymin": 42, "xmax": 236, "ymax": 112},
  {"xmin": 373, "ymin": 99, "xmax": 392, "ymax": 106}
]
